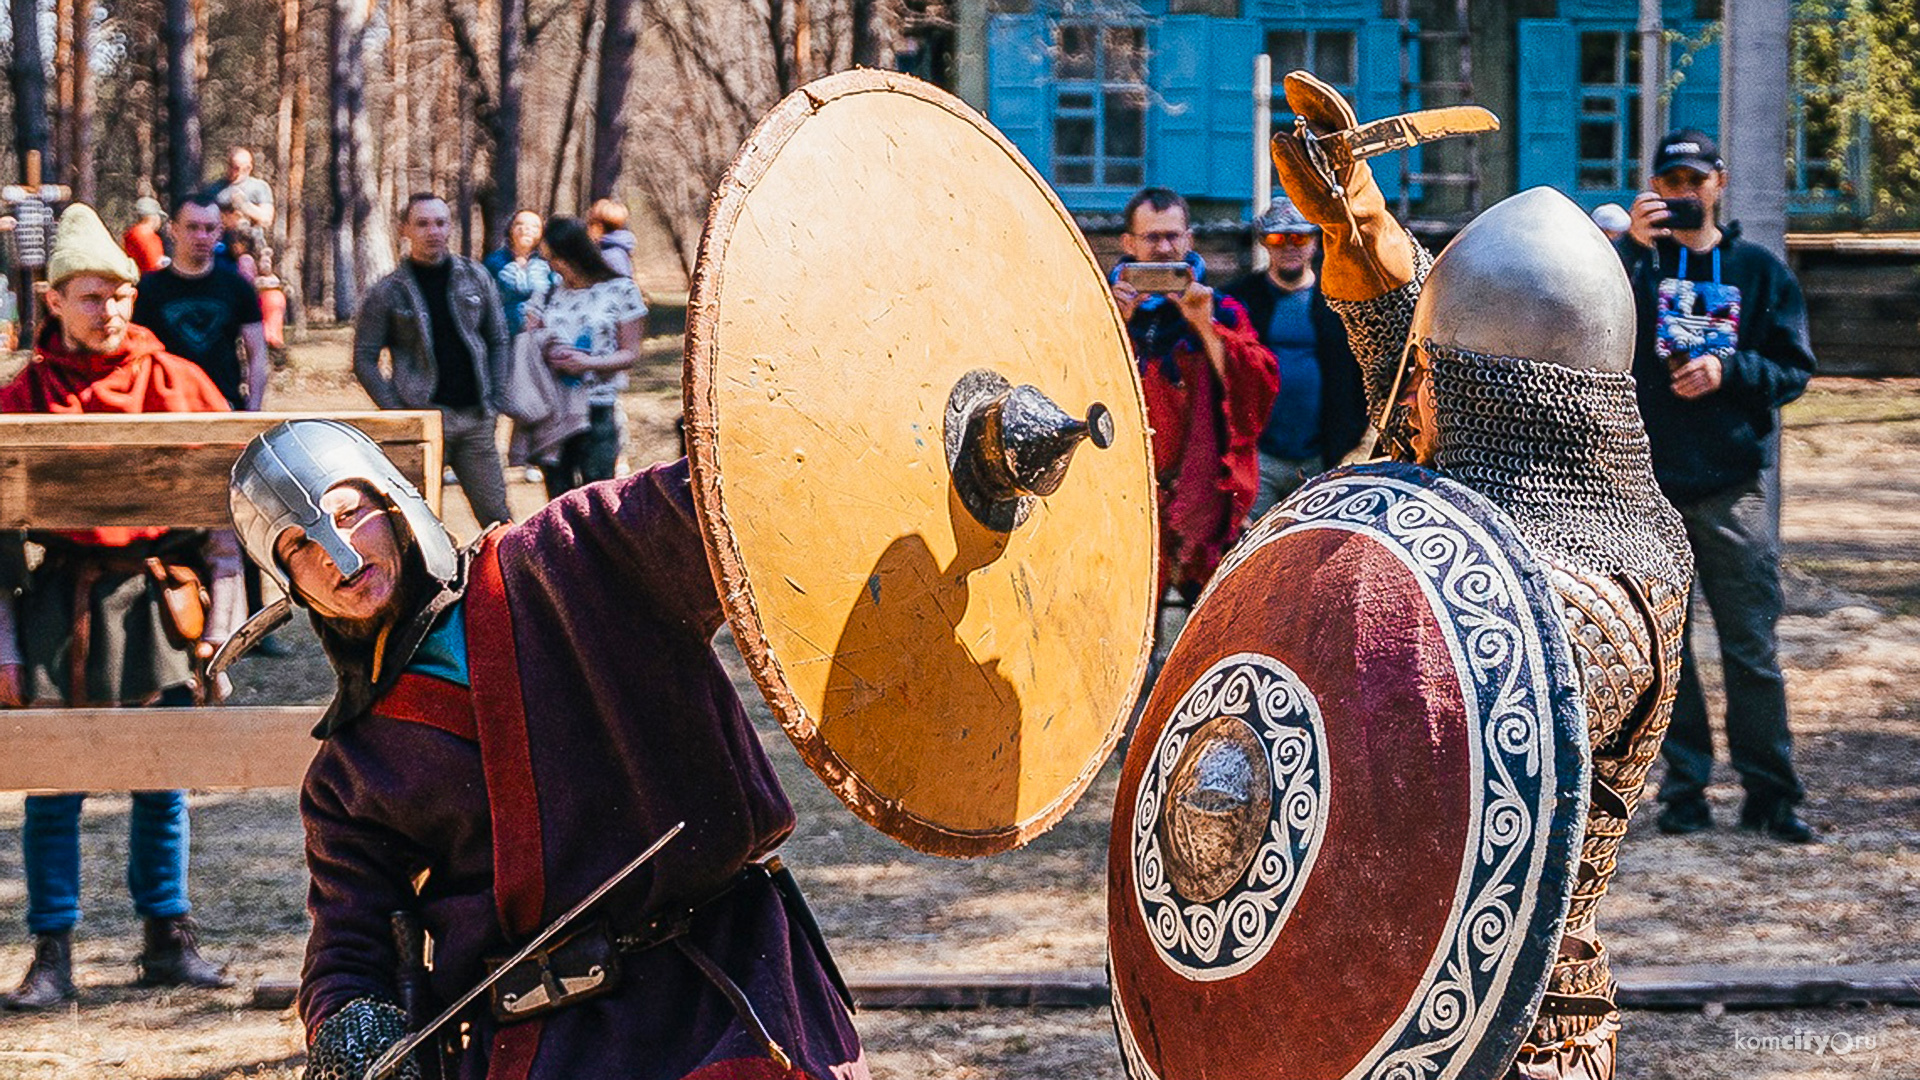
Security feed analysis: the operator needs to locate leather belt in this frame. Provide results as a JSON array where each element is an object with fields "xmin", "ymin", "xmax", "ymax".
[{"xmin": 484, "ymin": 856, "xmax": 849, "ymax": 1071}]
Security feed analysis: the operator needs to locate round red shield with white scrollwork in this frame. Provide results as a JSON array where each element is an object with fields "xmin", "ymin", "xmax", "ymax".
[{"xmin": 1108, "ymin": 462, "xmax": 1589, "ymax": 1080}]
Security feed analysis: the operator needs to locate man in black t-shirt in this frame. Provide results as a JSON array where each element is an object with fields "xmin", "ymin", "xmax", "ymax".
[{"xmin": 132, "ymin": 194, "xmax": 267, "ymax": 410}]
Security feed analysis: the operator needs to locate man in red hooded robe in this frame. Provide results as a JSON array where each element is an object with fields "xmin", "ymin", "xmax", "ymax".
[{"xmin": 0, "ymin": 203, "xmax": 237, "ymax": 1010}]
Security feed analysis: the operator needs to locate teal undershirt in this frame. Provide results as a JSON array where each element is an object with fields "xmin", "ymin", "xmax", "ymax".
[{"xmin": 406, "ymin": 599, "xmax": 470, "ymax": 687}]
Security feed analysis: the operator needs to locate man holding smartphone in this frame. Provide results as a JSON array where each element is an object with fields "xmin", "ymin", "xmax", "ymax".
[
  {"xmin": 1618, "ymin": 129, "xmax": 1819, "ymax": 842},
  {"xmin": 1108, "ymin": 187, "xmax": 1278, "ymax": 602}
]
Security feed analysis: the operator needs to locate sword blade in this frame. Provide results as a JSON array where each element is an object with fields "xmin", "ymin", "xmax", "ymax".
[
  {"xmin": 362, "ymin": 820, "xmax": 686, "ymax": 1080},
  {"xmin": 1319, "ymin": 105, "xmax": 1500, "ymax": 167}
]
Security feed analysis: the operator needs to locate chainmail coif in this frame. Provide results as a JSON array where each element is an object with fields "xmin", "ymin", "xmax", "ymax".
[
  {"xmin": 305, "ymin": 997, "xmax": 418, "ymax": 1080},
  {"xmin": 1427, "ymin": 342, "xmax": 1692, "ymax": 591}
]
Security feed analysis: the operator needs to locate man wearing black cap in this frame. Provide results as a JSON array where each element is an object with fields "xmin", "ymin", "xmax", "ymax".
[
  {"xmin": 1620, "ymin": 128, "xmax": 1818, "ymax": 843},
  {"xmin": 1224, "ymin": 198, "xmax": 1366, "ymax": 519}
]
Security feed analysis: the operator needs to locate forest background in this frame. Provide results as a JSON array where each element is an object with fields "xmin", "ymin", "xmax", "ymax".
[{"xmin": 0, "ymin": 0, "xmax": 943, "ymax": 320}]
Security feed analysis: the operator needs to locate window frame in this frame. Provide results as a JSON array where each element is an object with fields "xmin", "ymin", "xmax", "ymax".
[{"xmin": 1049, "ymin": 19, "xmax": 1151, "ymax": 192}]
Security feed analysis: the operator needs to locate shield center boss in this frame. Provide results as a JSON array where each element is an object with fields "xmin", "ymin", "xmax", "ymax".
[{"xmin": 1133, "ymin": 652, "xmax": 1330, "ymax": 980}]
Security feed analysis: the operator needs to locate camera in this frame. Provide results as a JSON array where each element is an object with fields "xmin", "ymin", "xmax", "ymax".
[
  {"xmin": 1662, "ymin": 197, "xmax": 1706, "ymax": 231},
  {"xmin": 1118, "ymin": 262, "xmax": 1194, "ymax": 295}
]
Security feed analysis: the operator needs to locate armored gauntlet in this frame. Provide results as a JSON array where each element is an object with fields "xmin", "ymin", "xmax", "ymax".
[
  {"xmin": 304, "ymin": 997, "xmax": 419, "ymax": 1080},
  {"xmin": 1269, "ymin": 71, "xmax": 1418, "ymax": 302}
]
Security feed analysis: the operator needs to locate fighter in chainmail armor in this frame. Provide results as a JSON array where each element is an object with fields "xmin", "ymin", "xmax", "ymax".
[{"xmin": 1271, "ymin": 72, "xmax": 1693, "ymax": 1079}]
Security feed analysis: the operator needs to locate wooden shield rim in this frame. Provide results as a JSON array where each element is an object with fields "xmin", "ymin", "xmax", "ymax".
[{"xmin": 683, "ymin": 70, "xmax": 1157, "ymax": 857}]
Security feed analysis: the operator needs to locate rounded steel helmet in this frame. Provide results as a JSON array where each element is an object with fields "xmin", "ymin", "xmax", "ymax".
[
  {"xmin": 229, "ymin": 418, "xmax": 457, "ymax": 595},
  {"xmin": 1410, "ymin": 186, "xmax": 1635, "ymax": 373}
]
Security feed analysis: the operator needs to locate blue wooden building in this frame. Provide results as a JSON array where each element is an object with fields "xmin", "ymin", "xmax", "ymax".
[{"xmin": 962, "ymin": 0, "xmax": 1848, "ymax": 229}]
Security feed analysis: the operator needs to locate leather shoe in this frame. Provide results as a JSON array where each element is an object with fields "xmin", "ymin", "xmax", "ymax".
[
  {"xmin": 1656, "ymin": 798, "xmax": 1713, "ymax": 835},
  {"xmin": 1740, "ymin": 799, "xmax": 1815, "ymax": 844},
  {"xmin": 135, "ymin": 916, "xmax": 235, "ymax": 989},
  {"xmin": 0, "ymin": 933, "xmax": 76, "ymax": 1010}
]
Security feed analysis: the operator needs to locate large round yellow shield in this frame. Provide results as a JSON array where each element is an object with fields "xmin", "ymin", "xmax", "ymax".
[{"xmin": 684, "ymin": 71, "xmax": 1157, "ymax": 856}]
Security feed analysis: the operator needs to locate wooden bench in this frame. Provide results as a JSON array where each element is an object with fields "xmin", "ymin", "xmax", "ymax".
[{"xmin": 0, "ymin": 410, "xmax": 441, "ymax": 791}]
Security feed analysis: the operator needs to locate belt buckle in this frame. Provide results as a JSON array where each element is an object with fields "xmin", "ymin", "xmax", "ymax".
[{"xmin": 485, "ymin": 919, "xmax": 623, "ymax": 1024}]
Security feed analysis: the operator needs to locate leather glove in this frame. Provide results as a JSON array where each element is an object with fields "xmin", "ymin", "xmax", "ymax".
[
  {"xmin": 1269, "ymin": 70, "xmax": 1418, "ymax": 302},
  {"xmin": 305, "ymin": 997, "xmax": 420, "ymax": 1080}
]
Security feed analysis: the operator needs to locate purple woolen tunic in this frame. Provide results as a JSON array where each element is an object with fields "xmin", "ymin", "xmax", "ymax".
[{"xmin": 297, "ymin": 459, "xmax": 868, "ymax": 1080}]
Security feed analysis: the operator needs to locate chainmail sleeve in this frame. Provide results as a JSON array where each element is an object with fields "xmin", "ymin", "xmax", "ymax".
[{"xmin": 1325, "ymin": 234, "xmax": 1435, "ymax": 419}]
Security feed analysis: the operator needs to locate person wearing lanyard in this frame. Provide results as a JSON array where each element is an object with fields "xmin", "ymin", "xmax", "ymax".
[{"xmin": 1619, "ymin": 129, "xmax": 1819, "ymax": 843}]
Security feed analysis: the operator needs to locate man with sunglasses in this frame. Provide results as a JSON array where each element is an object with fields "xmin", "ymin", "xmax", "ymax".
[
  {"xmin": 1108, "ymin": 187, "xmax": 1277, "ymax": 602},
  {"xmin": 1223, "ymin": 199, "xmax": 1366, "ymax": 520}
]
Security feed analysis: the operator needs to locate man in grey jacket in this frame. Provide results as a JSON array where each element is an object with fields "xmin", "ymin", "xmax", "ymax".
[{"xmin": 353, "ymin": 192, "xmax": 514, "ymax": 527}]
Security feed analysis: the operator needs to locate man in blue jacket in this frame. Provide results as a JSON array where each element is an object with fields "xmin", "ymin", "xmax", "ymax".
[
  {"xmin": 1619, "ymin": 129, "xmax": 1818, "ymax": 842},
  {"xmin": 1223, "ymin": 198, "xmax": 1368, "ymax": 519}
]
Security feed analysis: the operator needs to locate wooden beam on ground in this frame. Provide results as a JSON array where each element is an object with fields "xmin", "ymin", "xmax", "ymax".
[
  {"xmin": 248, "ymin": 965, "xmax": 1920, "ymax": 1012},
  {"xmin": 1617, "ymin": 964, "xmax": 1920, "ymax": 1010},
  {"xmin": 0, "ymin": 410, "xmax": 442, "ymax": 529},
  {"xmin": 0, "ymin": 706, "xmax": 319, "ymax": 790}
]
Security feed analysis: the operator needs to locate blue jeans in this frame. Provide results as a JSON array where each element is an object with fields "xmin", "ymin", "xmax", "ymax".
[
  {"xmin": 20, "ymin": 685, "xmax": 197, "ymax": 935},
  {"xmin": 23, "ymin": 792, "xmax": 193, "ymax": 934}
]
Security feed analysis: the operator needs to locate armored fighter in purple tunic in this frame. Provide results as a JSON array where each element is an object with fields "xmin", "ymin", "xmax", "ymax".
[{"xmin": 227, "ymin": 419, "xmax": 866, "ymax": 1080}]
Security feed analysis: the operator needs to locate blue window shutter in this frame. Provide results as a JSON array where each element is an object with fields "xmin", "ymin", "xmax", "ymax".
[
  {"xmin": 1357, "ymin": 19, "xmax": 1407, "ymax": 201},
  {"xmin": 1206, "ymin": 19, "xmax": 1261, "ymax": 204},
  {"xmin": 1153, "ymin": 16, "xmax": 1212, "ymax": 198},
  {"xmin": 1666, "ymin": 22, "xmax": 1721, "ymax": 137},
  {"xmin": 988, "ymin": 15, "xmax": 1052, "ymax": 178},
  {"xmin": 1517, "ymin": 20, "xmax": 1578, "ymax": 194}
]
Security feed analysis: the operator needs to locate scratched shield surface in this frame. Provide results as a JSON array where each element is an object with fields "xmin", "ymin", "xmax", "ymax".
[
  {"xmin": 683, "ymin": 71, "xmax": 1158, "ymax": 857},
  {"xmin": 1108, "ymin": 463, "xmax": 1588, "ymax": 1079}
]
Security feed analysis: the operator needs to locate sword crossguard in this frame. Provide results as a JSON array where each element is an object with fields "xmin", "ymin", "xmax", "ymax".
[{"xmin": 1296, "ymin": 117, "xmax": 1346, "ymax": 200}]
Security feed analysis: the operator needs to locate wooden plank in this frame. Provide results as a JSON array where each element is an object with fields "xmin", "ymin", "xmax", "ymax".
[
  {"xmin": 246, "ymin": 966, "xmax": 1920, "ymax": 1012},
  {"xmin": 0, "ymin": 706, "xmax": 319, "ymax": 790},
  {"xmin": 1617, "ymin": 964, "xmax": 1920, "ymax": 1010},
  {"xmin": 849, "ymin": 970, "xmax": 1110, "ymax": 1009},
  {"xmin": 0, "ymin": 410, "xmax": 439, "ymax": 446},
  {"xmin": 0, "ymin": 410, "xmax": 442, "ymax": 526}
]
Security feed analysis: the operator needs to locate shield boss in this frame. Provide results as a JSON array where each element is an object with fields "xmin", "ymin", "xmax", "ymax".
[
  {"xmin": 1108, "ymin": 464, "xmax": 1589, "ymax": 1080},
  {"xmin": 684, "ymin": 71, "xmax": 1158, "ymax": 857}
]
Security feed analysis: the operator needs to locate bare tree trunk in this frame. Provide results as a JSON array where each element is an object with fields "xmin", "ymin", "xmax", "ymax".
[
  {"xmin": 72, "ymin": 0, "xmax": 95, "ymax": 202},
  {"xmin": 766, "ymin": 0, "xmax": 793, "ymax": 97},
  {"xmin": 329, "ymin": 0, "xmax": 377, "ymax": 318},
  {"xmin": 850, "ymin": 0, "xmax": 877, "ymax": 68},
  {"xmin": 7, "ymin": 0, "xmax": 50, "ymax": 199},
  {"xmin": 546, "ymin": 0, "xmax": 597, "ymax": 214},
  {"xmin": 165, "ymin": 0, "xmax": 203, "ymax": 202},
  {"xmin": 380, "ymin": 0, "xmax": 406, "ymax": 228},
  {"xmin": 490, "ymin": 0, "xmax": 524, "ymax": 247},
  {"xmin": 275, "ymin": 0, "xmax": 306, "ymax": 322},
  {"xmin": 53, "ymin": 0, "xmax": 72, "ymax": 182},
  {"xmin": 792, "ymin": 0, "xmax": 811, "ymax": 84},
  {"xmin": 588, "ymin": 0, "xmax": 639, "ymax": 199},
  {"xmin": 456, "ymin": 84, "xmax": 475, "ymax": 256}
]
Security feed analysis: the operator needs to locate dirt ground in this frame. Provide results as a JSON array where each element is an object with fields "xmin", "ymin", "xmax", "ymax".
[{"xmin": 0, "ymin": 334, "xmax": 1914, "ymax": 1078}]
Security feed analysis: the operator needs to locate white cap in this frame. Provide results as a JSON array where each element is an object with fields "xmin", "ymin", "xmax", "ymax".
[{"xmin": 1590, "ymin": 203, "xmax": 1631, "ymax": 234}]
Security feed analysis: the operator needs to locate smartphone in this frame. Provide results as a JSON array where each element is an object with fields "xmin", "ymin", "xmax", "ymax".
[
  {"xmin": 1662, "ymin": 197, "xmax": 1706, "ymax": 231},
  {"xmin": 1119, "ymin": 262, "xmax": 1195, "ymax": 295}
]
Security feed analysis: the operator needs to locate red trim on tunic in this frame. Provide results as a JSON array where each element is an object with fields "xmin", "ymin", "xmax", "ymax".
[
  {"xmin": 372, "ymin": 672, "xmax": 478, "ymax": 742},
  {"xmin": 464, "ymin": 527, "xmax": 549, "ymax": 1080}
]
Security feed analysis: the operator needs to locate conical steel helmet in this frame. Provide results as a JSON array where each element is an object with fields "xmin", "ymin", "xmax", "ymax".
[{"xmin": 1410, "ymin": 186, "xmax": 1635, "ymax": 373}]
